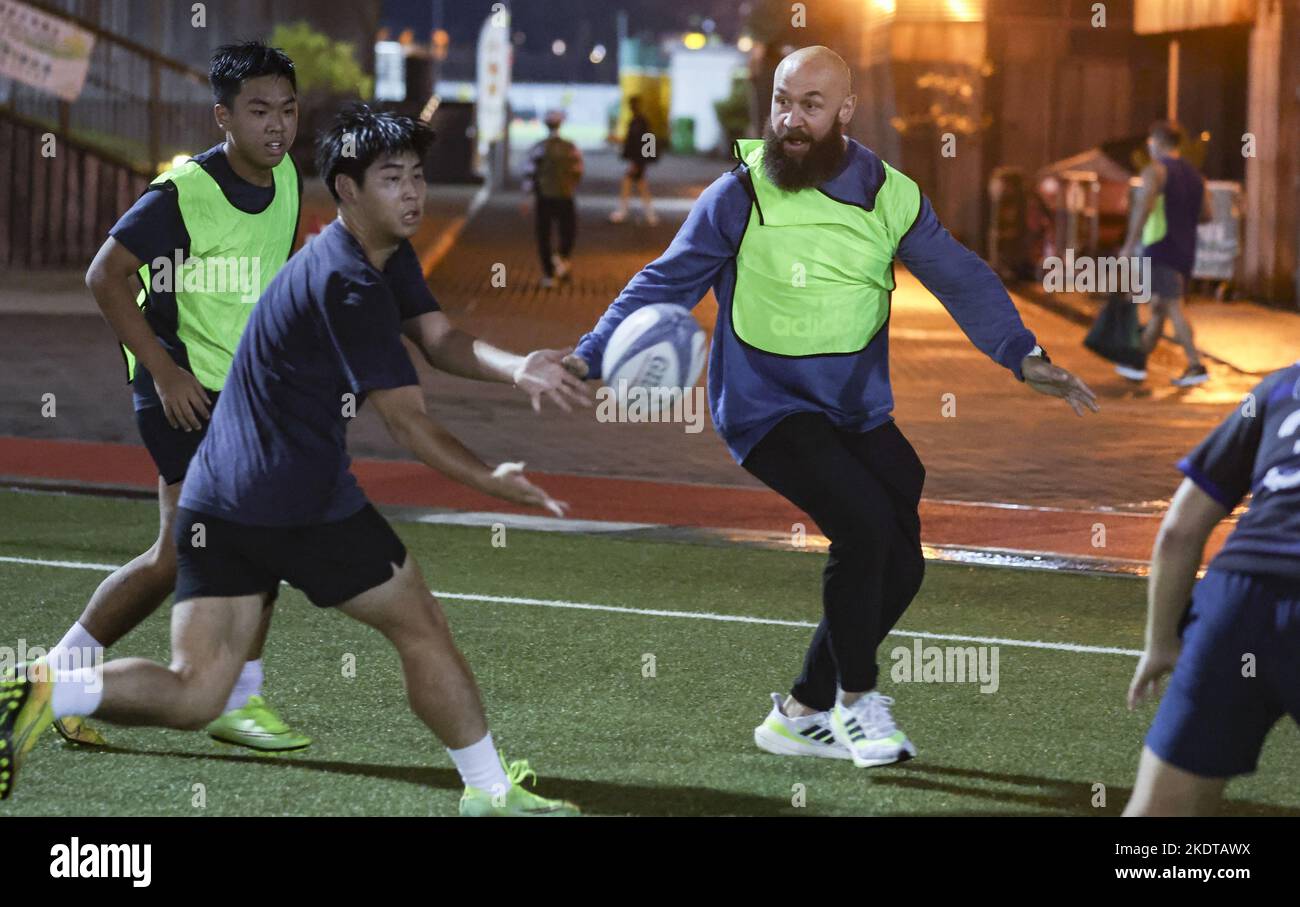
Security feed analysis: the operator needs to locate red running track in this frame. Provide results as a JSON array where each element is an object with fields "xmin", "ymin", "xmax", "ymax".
[{"xmin": 0, "ymin": 436, "xmax": 1230, "ymax": 567}]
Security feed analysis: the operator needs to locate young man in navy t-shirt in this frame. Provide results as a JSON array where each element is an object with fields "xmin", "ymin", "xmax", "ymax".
[
  {"xmin": 3, "ymin": 108, "xmax": 583, "ymax": 815},
  {"xmin": 1126, "ymin": 362, "xmax": 1300, "ymax": 815}
]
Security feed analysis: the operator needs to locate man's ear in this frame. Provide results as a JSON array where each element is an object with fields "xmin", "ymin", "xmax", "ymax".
[
  {"xmin": 839, "ymin": 93, "xmax": 857, "ymax": 126},
  {"xmin": 335, "ymin": 173, "xmax": 359, "ymax": 204},
  {"xmin": 213, "ymin": 102, "xmax": 229, "ymax": 133}
]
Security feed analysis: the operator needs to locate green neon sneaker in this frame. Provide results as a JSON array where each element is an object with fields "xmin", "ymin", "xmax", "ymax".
[
  {"xmin": 0, "ymin": 676, "xmax": 56, "ymax": 800},
  {"xmin": 206, "ymin": 695, "xmax": 311, "ymax": 753},
  {"xmin": 54, "ymin": 715, "xmax": 109, "ymax": 747},
  {"xmin": 458, "ymin": 758, "xmax": 580, "ymax": 817},
  {"xmin": 2, "ymin": 660, "xmax": 108, "ymax": 748}
]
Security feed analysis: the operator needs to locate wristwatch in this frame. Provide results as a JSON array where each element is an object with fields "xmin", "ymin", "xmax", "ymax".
[{"xmin": 1019, "ymin": 345, "xmax": 1050, "ymax": 381}]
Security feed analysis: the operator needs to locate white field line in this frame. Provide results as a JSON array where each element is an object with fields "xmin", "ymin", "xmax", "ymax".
[{"xmin": 0, "ymin": 554, "xmax": 1142, "ymax": 657}]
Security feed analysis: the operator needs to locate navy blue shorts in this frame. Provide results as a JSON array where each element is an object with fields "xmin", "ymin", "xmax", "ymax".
[
  {"xmin": 1146, "ymin": 569, "xmax": 1300, "ymax": 777},
  {"xmin": 135, "ymin": 399, "xmax": 217, "ymax": 486},
  {"xmin": 173, "ymin": 503, "xmax": 408, "ymax": 608},
  {"xmin": 1149, "ymin": 261, "xmax": 1187, "ymax": 300}
]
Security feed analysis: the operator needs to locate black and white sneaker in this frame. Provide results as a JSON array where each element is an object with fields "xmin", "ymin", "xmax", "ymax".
[
  {"xmin": 1172, "ymin": 364, "xmax": 1209, "ymax": 387},
  {"xmin": 753, "ymin": 693, "xmax": 851, "ymax": 760}
]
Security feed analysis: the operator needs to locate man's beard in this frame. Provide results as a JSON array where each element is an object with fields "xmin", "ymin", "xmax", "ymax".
[{"xmin": 762, "ymin": 119, "xmax": 846, "ymax": 191}]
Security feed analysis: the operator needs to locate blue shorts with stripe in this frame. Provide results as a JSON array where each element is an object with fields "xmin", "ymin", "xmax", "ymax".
[{"xmin": 1146, "ymin": 569, "xmax": 1300, "ymax": 778}]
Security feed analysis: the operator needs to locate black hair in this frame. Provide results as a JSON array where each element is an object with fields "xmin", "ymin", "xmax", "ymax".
[
  {"xmin": 315, "ymin": 104, "xmax": 436, "ymax": 202},
  {"xmin": 1150, "ymin": 120, "xmax": 1184, "ymax": 149},
  {"xmin": 209, "ymin": 41, "xmax": 297, "ymax": 107}
]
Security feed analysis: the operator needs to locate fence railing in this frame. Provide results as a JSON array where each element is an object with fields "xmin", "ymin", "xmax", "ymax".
[
  {"xmin": 0, "ymin": 105, "xmax": 149, "ymax": 267},
  {"xmin": 1, "ymin": 1, "xmax": 215, "ymax": 174}
]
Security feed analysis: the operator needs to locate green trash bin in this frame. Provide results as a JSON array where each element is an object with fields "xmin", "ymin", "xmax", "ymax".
[{"xmin": 671, "ymin": 117, "xmax": 695, "ymax": 154}]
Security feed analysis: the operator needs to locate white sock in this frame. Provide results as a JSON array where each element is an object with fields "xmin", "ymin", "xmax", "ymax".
[
  {"xmin": 223, "ymin": 659, "xmax": 264, "ymax": 713},
  {"xmin": 448, "ymin": 732, "xmax": 509, "ymax": 792},
  {"xmin": 48, "ymin": 622, "xmax": 104, "ymax": 673},
  {"xmin": 51, "ymin": 669, "xmax": 103, "ymax": 719}
]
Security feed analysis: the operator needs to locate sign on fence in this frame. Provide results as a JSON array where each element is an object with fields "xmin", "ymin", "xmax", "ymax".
[{"xmin": 0, "ymin": 0, "xmax": 95, "ymax": 102}]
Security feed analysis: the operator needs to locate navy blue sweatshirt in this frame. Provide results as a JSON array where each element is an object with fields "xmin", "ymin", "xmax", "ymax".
[{"xmin": 574, "ymin": 138, "xmax": 1038, "ymax": 462}]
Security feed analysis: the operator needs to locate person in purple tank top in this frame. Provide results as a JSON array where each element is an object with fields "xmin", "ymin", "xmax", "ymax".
[{"xmin": 1119, "ymin": 121, "xmax": 1215, "ymax": 388}]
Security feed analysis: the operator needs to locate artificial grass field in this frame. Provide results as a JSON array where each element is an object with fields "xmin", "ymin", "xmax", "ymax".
[{"xmin": 2, "ymin": 488, "xmax": 1297, "ymax": 817}]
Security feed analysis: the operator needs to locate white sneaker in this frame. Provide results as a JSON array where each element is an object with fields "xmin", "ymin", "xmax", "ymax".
[
  {"xmin": 608, "ymin": 209, "xmax": 628, "ymax": 224},
  {"xmin": 539, "ymin": 276, "xmax": 556, "ymax": 289},
  {"xmin": 1172, "ymin": 364, "xmax": 1209, "ymax": 387},
  {"xmin": 753, "ymin": 693, "xmax": 851, "ymax": 760},
  {"xmin": 1115, "ymin": 363, "xmax": 1147, "ymax": 381},
  {"xmin": 829, "ymin": 692, "xmax": 916, "ymax": 768},
  {"xmin": 552, "ymin": 255, "xmax": 571, "ymax": 280},
  {"xmin": 644, "ymin": 210, "xmax": 659, "ymax": 227}
]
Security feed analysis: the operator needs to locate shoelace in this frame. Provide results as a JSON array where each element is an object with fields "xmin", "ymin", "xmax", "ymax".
[
  {"xmin": 239, "ymin": 697, "xmax": 289, "ymax": 732},
  {"xmin": 850, "ymin": 693, "xmax": 899, "ymax": 737},
  {"xmin": 505, "ymin": 759, "xmax": 538, "ymax": 789}
]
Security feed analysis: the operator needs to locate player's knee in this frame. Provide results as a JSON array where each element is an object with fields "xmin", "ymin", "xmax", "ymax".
[
  {"xmin": 400, "ymin": 592, "xmax": 450, "ymax": 642},
  {"xmin": 899, "ymin": 549, "xmax": 926, "ymax": 595},
  {"xmin": 169, "ymin": 664, "xmax": 234, "ymax": 728},
  {"xmin": 145, "ymin": 537, "xmax": 179, "ymax": 583},
  {"xmin": 827, "ymin": 516, "xmax": 889, "ymax": 556},
  {"xmin": 177, "ymin": 687, "xmax": 229, "ymax": 729}
]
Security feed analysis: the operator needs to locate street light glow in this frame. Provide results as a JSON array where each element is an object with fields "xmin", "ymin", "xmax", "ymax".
[
  {"xmin": 552, "ymin": 39, "xmax": 566, "ymax": 55},
  {"xmin": 590, "ymin": 44, "xmax": 606, "ymax": 64},
  {"xmin": 683, "ymin": 32, "xmax": 707, "ymax": 50},
  {"xmin": 944, "ymin": 0, "xmax": 980, "ymax": 20}
]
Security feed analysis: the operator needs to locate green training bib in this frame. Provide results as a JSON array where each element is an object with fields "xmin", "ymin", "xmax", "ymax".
[
  {"xmin": 126, "ymin": 153, "xmax": 298, "ymax": 390},
  {"xmin": 731, "ymin": 138, "xmax": 920, "ymax": 357}
]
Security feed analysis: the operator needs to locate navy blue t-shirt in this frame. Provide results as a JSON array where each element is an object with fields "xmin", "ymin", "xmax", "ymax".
[
  {"xmin": 179, "ymin": 219, "xmax": 436, "ymax": 526},
  {"xmin": 1178, "ymin": 362, "xmax": 1300, "ymax": 581}
]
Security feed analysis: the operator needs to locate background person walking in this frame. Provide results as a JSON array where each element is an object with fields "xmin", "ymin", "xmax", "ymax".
[
  {"xmin": 609, "ymin": 95, "xmax": 658, "ymax": 226},
  {"xmin": 523, "ymin": 110, "xmax": 584, "ymax": 290},
  {"xmin": 1119, "ymin": 121, "xmax": 1215, "ymax": 387}
]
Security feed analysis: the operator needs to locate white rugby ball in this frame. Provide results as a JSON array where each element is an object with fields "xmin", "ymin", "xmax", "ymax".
[{"xmin": 602, "ymin": 303, "xmax": 707, "ymax": 399}]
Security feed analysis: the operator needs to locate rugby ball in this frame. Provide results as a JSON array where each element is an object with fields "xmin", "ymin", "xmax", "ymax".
[{"xmin": 602, "ymin": 304, "xmax": 707, "ymax": 399}]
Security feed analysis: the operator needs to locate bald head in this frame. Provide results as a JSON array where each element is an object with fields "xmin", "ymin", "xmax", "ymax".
[
  {"xmin": 769, "ymin": 46, "xmax": 855, "ymax": 161},
  {"xmin": 775, "ymin": 46, "xmax": 853, "ymax": 99}
]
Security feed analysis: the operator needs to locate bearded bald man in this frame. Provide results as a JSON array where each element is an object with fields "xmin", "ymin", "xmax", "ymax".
[{"xmin": 565, "ymin": 46, "xmax": 1098, "ymax": 768}]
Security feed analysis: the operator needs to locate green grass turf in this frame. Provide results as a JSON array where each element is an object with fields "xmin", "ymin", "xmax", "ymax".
[{"xmin": 1, "ymin": 488, "xmax": 1297, "ymax": 817}]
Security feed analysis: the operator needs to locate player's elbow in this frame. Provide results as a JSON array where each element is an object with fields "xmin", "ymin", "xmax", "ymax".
[
  {"xmin": 85, "ymin": 257, "xmax": 109, "ymax": 292},
  {"xmin": 85, "ymin": 253, "xmax": 132, "ymax": 304},
  {"xmin": 375, "ymin": 397, "xmax": 426, "ymax": 449},
  {"xmin": 1153, "ymin": 519, "xmax": 1207, "ymax": 559}
]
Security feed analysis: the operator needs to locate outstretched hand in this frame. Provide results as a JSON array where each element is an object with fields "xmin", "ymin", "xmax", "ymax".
[
  {"xmin": 1022, "ymin": 356, "xmax": 1100, "ymax": 416},
  {"xmin": 514, "ymin": 348, "xmax": 591, "ymax": 413},
  {"xmin": 484, "ymin": 462, "xmax": 570, "ymax": 518}
]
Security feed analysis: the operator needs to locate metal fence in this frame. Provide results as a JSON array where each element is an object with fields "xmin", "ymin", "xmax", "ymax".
[
  {"xmin": 0, "ymin": 2, "xmax": 215, "ymax": 171},
  {"xmin": 0, "ymin": 106, "xmax": 148, "ymax": 267}
]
